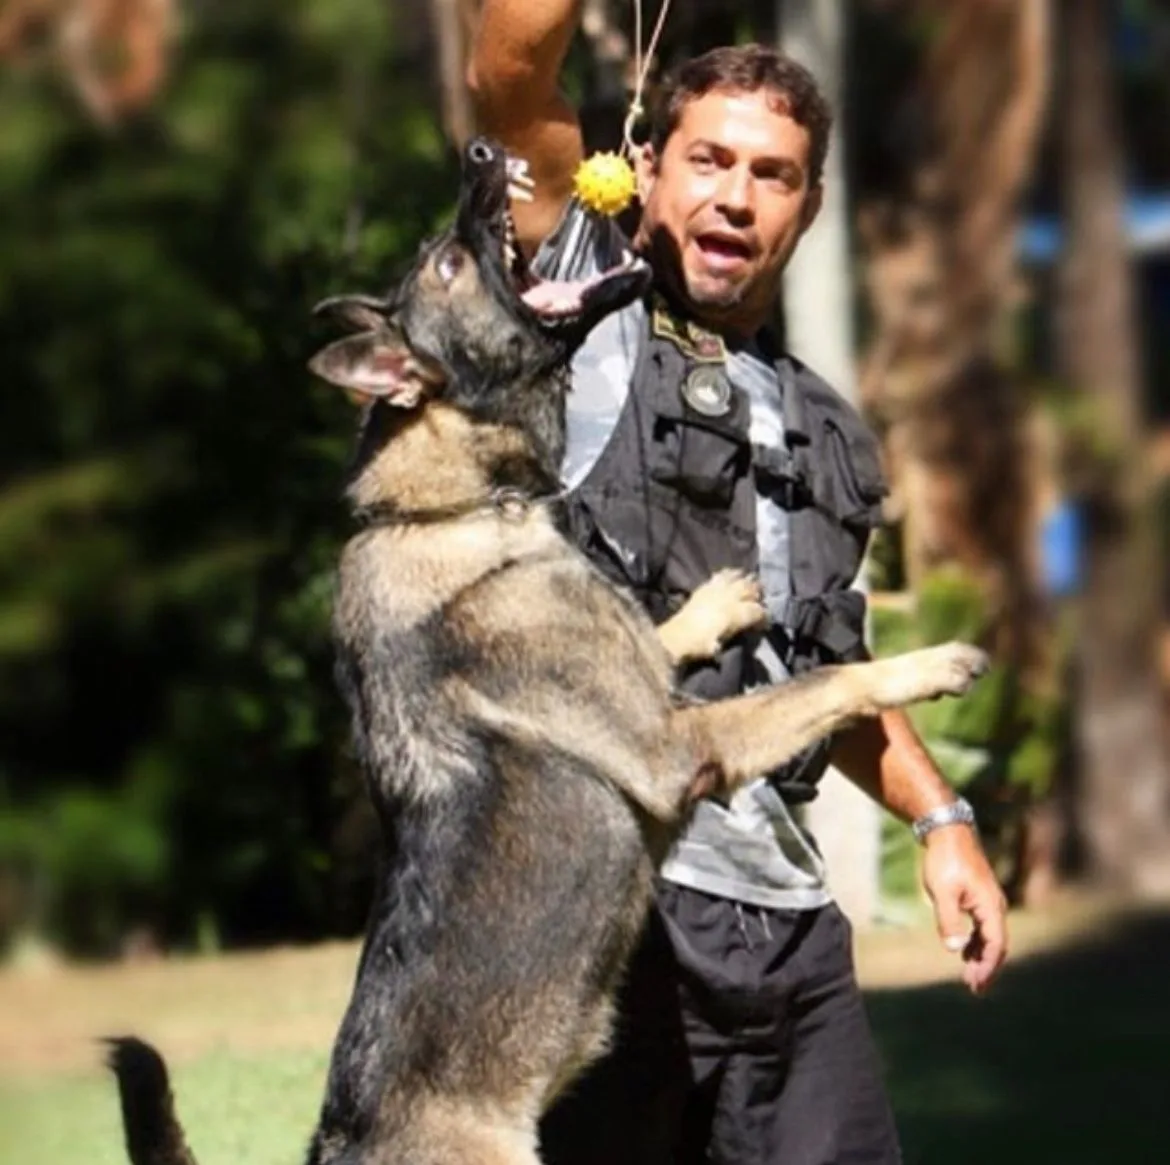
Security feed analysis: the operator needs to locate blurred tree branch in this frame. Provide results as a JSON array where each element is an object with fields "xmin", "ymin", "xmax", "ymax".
[{"xmin": 0, "ymin": 0, "xmax": 174, "ymax": 124}]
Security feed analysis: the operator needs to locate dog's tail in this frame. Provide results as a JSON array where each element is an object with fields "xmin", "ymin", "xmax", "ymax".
[{"xmin": 104, "ymin": 1037, "xmax": 199, "ymax": 1165}]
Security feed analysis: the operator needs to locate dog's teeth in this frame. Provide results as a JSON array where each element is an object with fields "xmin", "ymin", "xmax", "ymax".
[{"xmin": 505, "ymin": 155, "xmax": 535, "ymax": 201}]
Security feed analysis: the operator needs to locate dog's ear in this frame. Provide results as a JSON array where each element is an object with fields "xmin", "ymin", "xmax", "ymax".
[
  {"xmin": 311, "ymin": 293, "xmax": 394, "ymax": 332},
  {"xmin": 308, "ymin": 328, "xmax": 433, "ymax": 408}
]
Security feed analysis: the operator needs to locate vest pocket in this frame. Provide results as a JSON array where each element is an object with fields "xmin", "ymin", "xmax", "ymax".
[
  {"xmin": 823, "ymin": 418, "xmax": 887, "ymax": 533},
  {"xmin": 649, "ymin": 411, "xmax": 751, "ymax": 508}
]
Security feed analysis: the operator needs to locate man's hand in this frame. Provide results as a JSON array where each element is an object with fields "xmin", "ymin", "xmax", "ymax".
[
  {"xmin": 832, "ymin": 708, "xmax": 1009, "ymax": 994},
  {"xmin": 921, "ymin": 824, "xmax": 1009, "ymax": 994}
]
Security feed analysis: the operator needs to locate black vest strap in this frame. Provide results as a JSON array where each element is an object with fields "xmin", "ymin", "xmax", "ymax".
[
  {"xmin": 752, "ymin": 443, "xmax": 813, "ymax": 509},
  {"xmin": 780, "ymin": 592, "xmax": 869, "ymax": 663}
]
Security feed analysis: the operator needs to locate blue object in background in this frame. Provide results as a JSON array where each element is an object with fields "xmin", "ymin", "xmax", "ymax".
[
  {"xmin": 1020, "ymin": 192, "xmax": 1170, "ymax": 265},
  {"xmin": 1040, "ymin": 499, "xmax": 1084, "ymax": 598}
]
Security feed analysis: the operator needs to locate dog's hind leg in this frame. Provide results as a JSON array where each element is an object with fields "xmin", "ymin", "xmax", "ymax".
[{"xmin": 673, "ymin": 642, "xmax": 989, "ymax": 796}]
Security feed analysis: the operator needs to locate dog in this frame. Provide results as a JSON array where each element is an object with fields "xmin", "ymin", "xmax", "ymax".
[{"xmin": 106, "ymin": 137, "xmax": 988, "ymax": 1165}]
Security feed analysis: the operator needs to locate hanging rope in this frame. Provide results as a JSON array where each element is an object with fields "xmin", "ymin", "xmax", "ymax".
[
  {"xmin": 621, "ymin": 0, "xmax": 672, "ymax": 158},
  {"xmin": 574, "ymin": 0, "xmax": 673, "ymax": 216}
]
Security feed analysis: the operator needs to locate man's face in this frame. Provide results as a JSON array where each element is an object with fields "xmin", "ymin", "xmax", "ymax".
[{"xmin": 635, "ymin": 87, "xmax": 823, "ymax": 336}]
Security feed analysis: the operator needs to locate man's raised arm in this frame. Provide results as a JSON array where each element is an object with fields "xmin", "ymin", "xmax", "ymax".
[{"xmin": 467, "ymin": 0, "xmax": 586, "ymax": 251}]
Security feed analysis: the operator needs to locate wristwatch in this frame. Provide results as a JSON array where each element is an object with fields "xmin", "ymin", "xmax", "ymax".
[{"xmin": 911, "ymin": 797, "xmax": 977, "ymax": 845}]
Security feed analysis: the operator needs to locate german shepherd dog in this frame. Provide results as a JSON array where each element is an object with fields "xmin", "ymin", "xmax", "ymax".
[{"xmin": 106, "ymin": 138, "xmax": 988, "ymax": 1165}]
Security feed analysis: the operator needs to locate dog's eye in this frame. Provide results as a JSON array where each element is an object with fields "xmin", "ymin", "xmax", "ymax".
[{"xmin": 436, "ymin": 247, "xmax": 465, "ymax": 284}]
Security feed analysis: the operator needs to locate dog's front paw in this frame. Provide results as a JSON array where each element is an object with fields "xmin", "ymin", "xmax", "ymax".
[
  {"xmin": 662, "ymin": 570, "xmax": 767, "ymax": 663},
  {"xmin": 927, "ymin": 642, "xmax": 991, "ymax": 697},
  {"xmin": 868, "ymin": 642, "xmax": 990, "ymax": 710},
  {"xmin": 908, "ymin": 642, "xmax": 991, "ymax": 701},
  {"xmin": 696, "ymin": 569, "xmax": 768, "ymax": 641}
]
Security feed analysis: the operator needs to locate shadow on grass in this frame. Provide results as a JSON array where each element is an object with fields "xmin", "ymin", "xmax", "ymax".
[{"xmin": 867, "ymin": 905, "xmax": 1170, "ymax": 1164}]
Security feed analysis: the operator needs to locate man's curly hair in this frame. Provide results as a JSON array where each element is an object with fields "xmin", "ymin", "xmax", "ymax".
[{"xmin": 650, "ymin": 45, "xmax": 833, "ymax": 187}]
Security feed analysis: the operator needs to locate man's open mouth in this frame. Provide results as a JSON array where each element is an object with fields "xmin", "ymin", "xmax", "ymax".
[{"xmin": 694, "ymin": 232, "xmax": 754, "ymax": 264}]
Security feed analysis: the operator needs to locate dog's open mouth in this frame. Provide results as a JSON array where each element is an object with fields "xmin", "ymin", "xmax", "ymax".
[{"xmin": 498, "ymin": 153, "xmax": 647, "ymax": 324}]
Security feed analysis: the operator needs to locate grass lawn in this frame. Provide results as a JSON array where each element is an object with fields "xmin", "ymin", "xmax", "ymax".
[
  {"xmin": 0, "ymin": 1046, "xmax": 329, "ymax": 1165},
  {"xmin": 868, "ymin": 902, "xmax": 1170, "ymax": 1164},
  {"xmin": 0, "ymin": 942, "xmax": 356, "ymax": 1165},
  {"xmin": 1, "ymin": 896, "xmax": 1166, "ymax": 1165}
]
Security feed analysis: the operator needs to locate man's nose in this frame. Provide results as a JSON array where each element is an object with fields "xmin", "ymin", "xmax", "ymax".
[{"xmin": 715, "ymin": 166, "xmax": 754, "ymax": 220}]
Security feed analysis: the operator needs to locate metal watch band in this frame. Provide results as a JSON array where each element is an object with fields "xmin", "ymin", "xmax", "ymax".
[{"xmin": 911, "ymin": 796, "xmax": 977, "ymax": 844}]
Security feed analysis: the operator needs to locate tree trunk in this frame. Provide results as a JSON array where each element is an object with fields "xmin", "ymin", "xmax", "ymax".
[
  {"xmin": 1056, "ymin": 0, "xmax": 1170, "ymax": 894},
  {"xmin": 859, "ymin": 1, "xmax": 1049, "ymax": 638},
  {"xmin": 430, "ymin": 0, "xmax": 475, "ymax": 147},
  {"xmin": 855, "ymin": 1, "xmax": 1055, "ymax": 899}
]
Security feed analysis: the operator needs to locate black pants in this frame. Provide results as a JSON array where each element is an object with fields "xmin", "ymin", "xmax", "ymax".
[{"xmin": 539, "ymin": 883, "xmax": 902, "ymax": 1165}]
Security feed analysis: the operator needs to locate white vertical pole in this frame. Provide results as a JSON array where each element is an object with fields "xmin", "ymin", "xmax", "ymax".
[{"xmin": 780, "ymin": 0, "xmax": 882, "ymax": 927}]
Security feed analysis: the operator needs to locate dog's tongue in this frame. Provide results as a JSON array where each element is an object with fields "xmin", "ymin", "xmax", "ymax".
[{"xmin": 520, "ymin": 279, "xmax": 591, "ymax": 317}]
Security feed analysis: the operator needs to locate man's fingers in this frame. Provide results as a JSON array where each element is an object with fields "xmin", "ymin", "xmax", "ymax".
[
  {"xmin": 932, "ymin": 887, "xmax": 970, "ymax": 954},
  {"xmin": 963, "ymin": 892, "xmax": 1009, "ymax": 993},
  {"xmin": 922, "ymin": 829, "xmax": 1009, "ymax": 994},
  {"xmin": 960, "ymin": 927, "xmax": 988, "ymax": 993},
  {"xmin": 963, "ymin": 935, "xmax": 998, "ymax": 994}
]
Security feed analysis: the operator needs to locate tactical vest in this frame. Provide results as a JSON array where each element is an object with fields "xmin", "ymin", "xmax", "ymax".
[{"xmin": 564, "ymin": 299, "xmax": 887, "ymax": 802}]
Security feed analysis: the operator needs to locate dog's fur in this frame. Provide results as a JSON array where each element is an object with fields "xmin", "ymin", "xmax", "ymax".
[{"xmin": 107, "ymin": 138, "xmax": 988, "ymax": 1165}]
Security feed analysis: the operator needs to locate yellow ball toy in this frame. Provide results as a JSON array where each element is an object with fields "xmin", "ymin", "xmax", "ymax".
[{"xmin": 573, "ymin": 151, "xmax": 637, "ymax": 217}]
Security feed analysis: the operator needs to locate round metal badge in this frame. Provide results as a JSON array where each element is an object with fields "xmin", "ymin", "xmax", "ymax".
[{"xmin": 682, "ymin": 366, "xmax": 732, "ymax": 417}]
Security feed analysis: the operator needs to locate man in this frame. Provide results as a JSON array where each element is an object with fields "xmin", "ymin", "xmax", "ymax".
[{"xmin": 468, "ymin": 6, "xmax": 1009, "ymax": 1164}]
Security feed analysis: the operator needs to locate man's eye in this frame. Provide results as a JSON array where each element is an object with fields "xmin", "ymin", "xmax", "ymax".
[
  {"xmin": 689, "ymin": 152, "xmax": 715, "ymax": 172},
  {"xmin": 437, "ymin": 247, "xmax": 465, "ymax": 282}
]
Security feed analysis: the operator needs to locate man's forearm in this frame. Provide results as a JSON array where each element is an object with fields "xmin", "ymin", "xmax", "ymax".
[
  {"xmin": 829, "ymin": 708, "xmax": 957, "ymax": 824},
  {"xmin": 832, "ymin": 706, "xmax": 1008, "ymax": 991},
  {"xmin": 468, "ymin": 0, "xmax": 582, "ymax": 110},
  {"xmin": 467, "ymin": 0, "xmax": 585, "ymax": 248}
]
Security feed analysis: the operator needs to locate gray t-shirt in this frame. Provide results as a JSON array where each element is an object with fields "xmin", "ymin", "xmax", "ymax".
[{"xmin": 537, "ymin": 202, "xmax": 830, "ymax": 911}]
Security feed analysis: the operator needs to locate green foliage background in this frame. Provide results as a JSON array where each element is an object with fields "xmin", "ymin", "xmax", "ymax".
[
  {"xmin": 870, "ymin": 569, "xmax": 1071, "ymax": 910},
  {"xmin": 0, "ymin": 0, "xmax": 460, "ymax": 955}
]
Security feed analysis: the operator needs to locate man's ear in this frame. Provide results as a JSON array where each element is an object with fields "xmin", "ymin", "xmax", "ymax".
[
  {"xmin": 634, "ymin": 142, "xmax": 658, "ymax": 205},
  {"xmin": 308, "ymin": 328, "xmax": 435, "ymax": 408},
  {"xmin": 798, "ymin": 182, "xmax": 824, "ymax": 236}
]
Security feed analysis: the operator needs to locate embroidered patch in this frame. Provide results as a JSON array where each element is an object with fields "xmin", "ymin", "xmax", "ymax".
[{"xmin": 651, "ymin": 304, "xmax": 727, "ymax": 364}]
